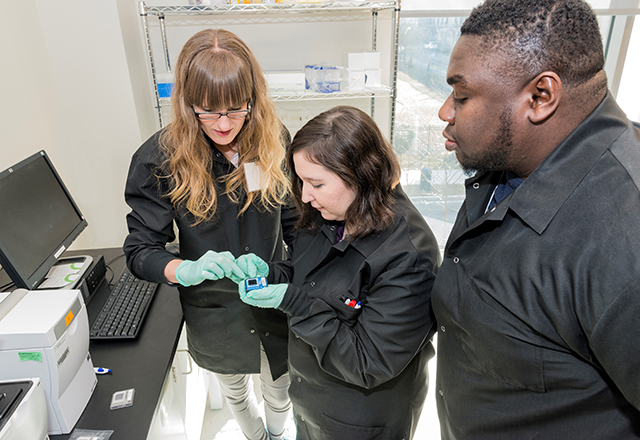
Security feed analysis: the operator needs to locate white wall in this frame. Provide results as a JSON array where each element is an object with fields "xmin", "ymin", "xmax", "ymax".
[
  {"xmin": 0, "ymin": 0, "xmax": 155, "ymax": 251},
  {"xmin": 0, "ymin": 2, "xmax": 57, "ymax": 172}
]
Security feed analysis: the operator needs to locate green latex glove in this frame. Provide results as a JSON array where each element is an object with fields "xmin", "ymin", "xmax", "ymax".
[
  {"xmin": 175, "ymin": 250, "xmax": 244, "ymax": 287},
  {"xmin": 229, "ymin": 253, "xmax": 269, "ymax": 284},
  {"xmin": 239, "ymin": 281, "xmax": 287, "ymax": 309}
]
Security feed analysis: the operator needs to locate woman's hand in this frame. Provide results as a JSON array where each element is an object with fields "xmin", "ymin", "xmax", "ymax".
[
  {"xmin": 174, "ymin": 250, "xmax": 244, "ymax": 287},
  {"xmin": 231, "ymin": 253, "xmax": 269, "ymax": 283},
  {"xmin": 238, "ymin": 280, "xmax": 287, "ymax": 308}
]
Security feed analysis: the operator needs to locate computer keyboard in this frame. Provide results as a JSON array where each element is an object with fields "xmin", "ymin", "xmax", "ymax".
[{"xmin": 90, "ymin": 266, "xmax": 158, "ymax": 340}]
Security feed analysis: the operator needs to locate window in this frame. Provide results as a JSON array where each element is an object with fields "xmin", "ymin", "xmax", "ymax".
[
  {"xmin": 394, "ymin": 17, "xmax": 465, "ymax": 248},
  {"xmin": 394, "ymin": 16, "xmax": 466, "ymax": 249}
]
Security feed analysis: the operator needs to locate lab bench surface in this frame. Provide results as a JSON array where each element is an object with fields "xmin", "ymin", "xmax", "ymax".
[{"xmin": 47, "ymin": 247, "xmax": 184, "ymax": 440}]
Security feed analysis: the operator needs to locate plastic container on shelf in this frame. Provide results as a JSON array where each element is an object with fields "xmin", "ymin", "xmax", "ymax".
[
  {"xmin": 157, "ymin": 73, "xmax": 174, "ymax": 98},
  {"xmin": 305, "ymin": 64, "xmax": 348, "ymax": 93}
]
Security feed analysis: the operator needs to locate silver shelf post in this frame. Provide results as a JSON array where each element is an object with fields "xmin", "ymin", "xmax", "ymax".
[
  {"xmin": 371, "ymin": 9, "xmax": 378, "ymax": 120},
  {"xmin": 389, "ymin": 0, "xmax": 400, "ymax": 144},
  {"xmin": 140, "ymin": 1, "xmax": 164, "ymax": 128},
  {"xmin": 159, "ymin": 14, "xmax": 172, "ymax": 74}
]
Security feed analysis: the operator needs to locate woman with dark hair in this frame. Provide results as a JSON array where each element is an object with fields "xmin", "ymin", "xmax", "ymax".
[
  {"xmin": 235, "ymin": 106, "xmax": 441, "ymax": 440},
  {"xmin": 123, "ymin": 29, "xmax": 296, "ymax": 440}
]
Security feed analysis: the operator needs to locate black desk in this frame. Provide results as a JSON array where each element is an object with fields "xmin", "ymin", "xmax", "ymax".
[{"xmin": 45, "ymin": 248, "xmax": 184, "ymax": 440}]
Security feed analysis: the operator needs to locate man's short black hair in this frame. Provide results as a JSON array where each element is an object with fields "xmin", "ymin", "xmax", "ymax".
[{"xmin": 461, "ymin": 0, "xmax": 605, "ymax": 90}]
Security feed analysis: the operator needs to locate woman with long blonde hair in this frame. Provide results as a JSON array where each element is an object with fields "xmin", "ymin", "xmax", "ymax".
[{"xmin": 124, "ymin": 29, "xmax": 296, "ymax": 440}]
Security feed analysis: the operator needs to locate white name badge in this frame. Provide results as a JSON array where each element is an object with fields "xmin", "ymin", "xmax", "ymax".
[{"xmin": 244, "ymin": 162, "xmax": 264, "ymax": 192}]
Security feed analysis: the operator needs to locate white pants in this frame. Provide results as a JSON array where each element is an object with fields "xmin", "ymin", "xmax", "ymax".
[{"xmin": 214, "ymin": 344, "xmax": 291, "ymax": 440}]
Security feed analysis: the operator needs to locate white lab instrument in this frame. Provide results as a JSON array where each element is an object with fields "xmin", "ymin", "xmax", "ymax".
[
  {"xmin": 0, "ymin": 378, "xmax": 49, "ymax": 440},
  {"xmin": 265, "ymin": 71, "xmax": 306, "ymax": 93},
  {"xmin": 0, "ymin": 289, "xmax": 97, "ymax": 435}
]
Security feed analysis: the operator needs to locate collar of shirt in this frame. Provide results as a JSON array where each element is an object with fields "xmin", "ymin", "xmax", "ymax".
[
  {"xmin": 485, "ymin": 171, "xmax": 524, "ymax": 213},
  {"xmin": 205, "ymin": 135, "xmax": 238, "ymax": 168}
]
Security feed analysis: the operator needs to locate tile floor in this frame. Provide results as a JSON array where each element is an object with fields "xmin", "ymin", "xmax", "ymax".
[{"xmin": 200, "ymin": 352, "xmax": 441, "ymax": 440}]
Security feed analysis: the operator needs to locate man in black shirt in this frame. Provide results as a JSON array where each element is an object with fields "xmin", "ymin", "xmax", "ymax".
[{"xmin": 431, "ymin": 0, "xmax": 640, "ymax": 438}]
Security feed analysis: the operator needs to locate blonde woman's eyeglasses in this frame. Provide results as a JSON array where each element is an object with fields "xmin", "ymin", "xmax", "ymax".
[{"xmin": 193, "ymin": 102, "xmax": 251, "ymax": 121}]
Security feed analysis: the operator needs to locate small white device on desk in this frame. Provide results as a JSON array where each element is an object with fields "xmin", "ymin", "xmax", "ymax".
[
  {"xmin": 0, "ymin": 289, "xmax": 97, "ymax": 435},
  {"xmin": 0, "ymin": 377, "xmax": 48, "ymax": 440}
]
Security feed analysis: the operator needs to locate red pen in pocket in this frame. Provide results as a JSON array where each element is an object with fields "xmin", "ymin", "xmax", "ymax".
[{"xmin": 340, "ymin": 296, "xmax": 362, "ymax": 309}]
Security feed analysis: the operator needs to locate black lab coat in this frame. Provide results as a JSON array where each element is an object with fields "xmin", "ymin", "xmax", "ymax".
[
  {"xmin": 124, "ymin": 129, "xmax": 297, "ymax": 378},
  {"xmin": 271, "ymin": 186, "xmax": 441, "ymax": 440}
]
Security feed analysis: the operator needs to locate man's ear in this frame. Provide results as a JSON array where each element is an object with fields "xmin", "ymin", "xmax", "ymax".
[{"xmin": 525, "ymin": 72, "xmax": 561, "ymax": 124}]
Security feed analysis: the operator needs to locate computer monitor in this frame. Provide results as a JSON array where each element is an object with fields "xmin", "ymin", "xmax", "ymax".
[{"xmin": 0, "ymin": 150, "xmax": 88, "ymax": 290}]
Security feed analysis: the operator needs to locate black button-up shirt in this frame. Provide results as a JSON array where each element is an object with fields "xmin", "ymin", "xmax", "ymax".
[{"xmin": 432, "ymin": 93, "xmax": 640, "ymax": 439}]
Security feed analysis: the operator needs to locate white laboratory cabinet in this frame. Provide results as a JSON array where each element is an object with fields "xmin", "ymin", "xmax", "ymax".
[{"xmin": 147, "ymin": 325, "xmax": 223, "ymax": 440}]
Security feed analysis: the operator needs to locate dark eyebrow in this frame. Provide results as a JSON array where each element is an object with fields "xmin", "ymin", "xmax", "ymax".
[{"xmin": 447, "ymin": 74, "xmax": 468, "ymax": 87}]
